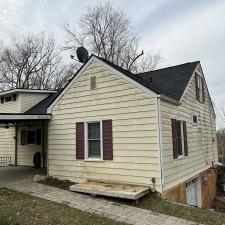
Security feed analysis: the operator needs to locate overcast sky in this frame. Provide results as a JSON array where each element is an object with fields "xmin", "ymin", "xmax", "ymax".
[{"xmin": 0, "ymin": 0, "xmax": 225, "ymax": 126}]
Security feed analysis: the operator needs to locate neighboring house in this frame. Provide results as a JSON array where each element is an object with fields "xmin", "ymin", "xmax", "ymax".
[{"xmin": 0, "ymin": 55, "xmax": 218, "ymax": 208}]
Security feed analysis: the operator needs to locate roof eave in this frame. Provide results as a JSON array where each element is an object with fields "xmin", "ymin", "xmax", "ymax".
[
  {"xmin": 0, "ymin": 114, "xmax": 52, "ymax": 121},
  {"xmin": 160, "ymin": 94, "xmax": 181, "ymax": 106},
  {"xmin": 0, "ymin": 89, "xmax": 57, "ymax": 97}
]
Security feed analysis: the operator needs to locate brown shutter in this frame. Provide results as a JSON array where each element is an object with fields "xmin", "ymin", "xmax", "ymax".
[
  {"xmin": 202, "ymin": 78, "xmax": 205, "ymax": 103},
  {"xmin": 103, "ymin": 120, "xmax": 113, "ymax": 160},
  {"xmin": 1, "ymin": 97, "xmax": 4, "ymax": 104},
  {"xmin": 183, "ymin": 121, "xmax": 188, "ymax": 156},
  {"xmin": 21, "ymin": 130, "xmax": 26, "ymax": 145},
  {"xmin": 13, "ymin": 94, "xmax": 17, "ymax": 101},
  {"xmin": 76, "ymin": 122, "xmax": 85, "ymax": 159},
  {"xmin": 195, "ymin": 73, "xmax": 200, "ymax": 101},
  {"xmin": 171, "ymin": 119, "xmax": 178, "ymax": 159}
]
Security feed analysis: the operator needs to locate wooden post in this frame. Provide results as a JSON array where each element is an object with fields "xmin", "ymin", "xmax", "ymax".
[
  {"xmin": 15, "ymin": 123, "xmax": 18, "ymax": 166},
  {"xmin": 42, "ymin": 120, "xmax": 45, "ymax": 168}
]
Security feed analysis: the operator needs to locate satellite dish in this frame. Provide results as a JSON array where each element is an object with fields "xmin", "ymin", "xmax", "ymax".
[{"xmin": 76, "ymin": 47, "xmax": 89, "ymax": 63}]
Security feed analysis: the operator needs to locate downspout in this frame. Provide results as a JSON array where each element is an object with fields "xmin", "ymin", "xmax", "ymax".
[{"xmin": 156, "ymin": 96, "xmax": 164, "ymax": 193}]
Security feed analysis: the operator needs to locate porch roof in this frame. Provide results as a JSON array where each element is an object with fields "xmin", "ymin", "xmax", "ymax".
[{"xmin": 0, "ymin": 113, "xmax": 51, "ymax": 122}]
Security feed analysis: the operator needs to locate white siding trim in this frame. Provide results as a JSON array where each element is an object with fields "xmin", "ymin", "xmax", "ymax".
[
  {"xmin": 47, "ymin": 55, "xmax": 158, "ymax": 113},
  {"xmin": 0, "ymin": 89, "xmax": 56, "ymax": 97},
  {"xmin": 156, "ymin": 97, "xmax": 164, "ymax": 193}
]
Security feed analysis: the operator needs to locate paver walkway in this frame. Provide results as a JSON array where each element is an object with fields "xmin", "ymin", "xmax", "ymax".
[{"xmin": 8, "ymin": 182, "xmax": 201, "ymax": 225}]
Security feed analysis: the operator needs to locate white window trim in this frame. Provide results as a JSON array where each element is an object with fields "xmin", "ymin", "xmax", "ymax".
[
  {"xmin": 177, "ymin": 120, "xmax": 185, "ymax": 158},
  {"xmin": 84, "ymin": 121, "xmax": 103, "ymax": 161}
]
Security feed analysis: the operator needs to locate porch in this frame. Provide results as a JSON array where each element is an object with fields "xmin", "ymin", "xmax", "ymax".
[{"xmin": 0, "ymin": 114, "xmax": 50, "ymax": 169}]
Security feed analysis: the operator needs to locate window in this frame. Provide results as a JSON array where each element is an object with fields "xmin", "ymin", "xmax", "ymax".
[
  {"xmin": 90, "ymin": 76, "xmax": 97, "ymax": 90},
  {"xmin": 171, "ymin": 119, "xmax": 188, "ymax": 159},
  {"xmin": 21, "ymin": 129, "xmax": 41, "ymax": 145},
  {"xmin": 192, "ymin": 115, "xmax": 198, "ymax": 125},
  {"xmin": 27, "ymin": 130, "xmax": 36, "ymax": 144},
  {"xmin": 5, "ymin": 96, "xmax": 12, "ymax": 103},
  {"xmin": 176, "ymin": 120, "xmax": 185, "ymax": 156},
  {"xmin": 1, "ymin": 94, "xmax": 17, "ymax": 104},
  {"xmin": 86, "ymin": 122, "xmax": 101, "ymax": 159},
  {"xmin": 76, "ymin": 120, "xmax": 113, "ymax": 160}
]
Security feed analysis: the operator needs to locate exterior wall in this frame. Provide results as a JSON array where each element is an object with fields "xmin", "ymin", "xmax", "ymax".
[
  {"xmin": 161, "ymin": 167, "xmax": 217, "ymax": 208},
  {"xmin": 0, "ymin": 92, "xmax": 50, "ymax": 113},
  {"xmin": 0, "ymin": 94, "xmax": 20, "ymax": 113},
  {"xmin": 160, "ymin": 65, "xmax": 218, "ymax": 192},
  {"xmin": 162, "ymin": 183, "xmax": 187, "ymax": 204},
  {"xmin": 0, "ymin": 127, "xmax": 15, "ymax": 165},
  {"xmin": 19, "ymin": 92, "xmax": 49, "ymax": 112},
  {"xmin": 17, "ymin": 122, "xmax": 44, "ymax": 167},
  {"xmin": 48, "ymin": 61, "xmax": 161, "ymax": 190},
  {"xmin": 201, "ymin": 167, "xmax": 218, "ymax": 208}
]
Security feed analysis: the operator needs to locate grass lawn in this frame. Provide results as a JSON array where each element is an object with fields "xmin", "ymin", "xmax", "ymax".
[
  {"xmin": 137, "ymin": 195, "xmax": 225, "ymax": 225},
  {"xmin": 0, "ymin": 188, "xmax": 128, "ymax": 225}
]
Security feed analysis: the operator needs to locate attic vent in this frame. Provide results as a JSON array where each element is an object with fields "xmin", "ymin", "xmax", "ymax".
[
  {"xmin": 90, "ymin": 76, "xmax": 97, "ymax": 90},
  {"xmin": 149, "ymin": 77, "xmax": 153, "ymax": 83}
]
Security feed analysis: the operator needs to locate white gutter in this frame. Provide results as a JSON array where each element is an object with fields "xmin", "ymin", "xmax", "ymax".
[
  {"xmin": 0, "ymin": 89, "xmax": 57, "ymax": 97},
  {"xmin": 0, "ymin": 114, "xmax": 51, "ymax": 120},
  {"xmin": 156, "ymin": 95, "xmax": 164, "ymax": 193}
]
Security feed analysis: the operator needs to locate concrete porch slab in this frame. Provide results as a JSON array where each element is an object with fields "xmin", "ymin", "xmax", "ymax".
[
  {"xmin": 0, "ymin": 166, "xmax": 46, "ymax": 188},
  {"xmin": 69, "ymin": 181, "xmax": 150, "ymax": 200}
]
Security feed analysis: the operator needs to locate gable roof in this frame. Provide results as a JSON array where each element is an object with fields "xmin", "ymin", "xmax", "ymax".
[
  {"xmin": 136, "ymin": 61, "xmax": 199, "ymax": 101},
  {"xmin": 25, "ymin": 91, "xmax": 61, "ymax": 115},
  {"xmin": 95, "ymin": 56, "xmax": 199, "ymax": 101},
  {"xmin": 47, "ymin": 55, "xmax": 199, "ymax": 113}
]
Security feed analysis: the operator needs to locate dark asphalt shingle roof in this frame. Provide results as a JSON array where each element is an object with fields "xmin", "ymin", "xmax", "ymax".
[
  {"xmin": 25, "ymin": 91, "xmax": 62, "ymax": 114},
  {"xmin": 136, "ymin": 61, "xmax": 199, "ymax": 101},
  {"xmin": 97, "ymin": 56, "xmax": 199, "ymax": 101}
]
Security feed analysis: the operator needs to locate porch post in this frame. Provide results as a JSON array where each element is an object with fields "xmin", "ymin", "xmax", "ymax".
[
  {"xmin": 15, "ymin": 123, "xmax": 18, "ymax": 166},
  {"xmin": 42, "ymin": 120, "xmax": 45, "ymax": 168}
]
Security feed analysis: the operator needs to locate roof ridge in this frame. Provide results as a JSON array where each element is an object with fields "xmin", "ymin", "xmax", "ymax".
[{"xmin": 136, "ymin": 61, "xmax": 200, "ymax": 75}]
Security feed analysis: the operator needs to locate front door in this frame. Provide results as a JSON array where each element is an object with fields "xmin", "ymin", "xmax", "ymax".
[{"xmin": 186, "ymin": 179, "xmax": 197, "ymax": 206}]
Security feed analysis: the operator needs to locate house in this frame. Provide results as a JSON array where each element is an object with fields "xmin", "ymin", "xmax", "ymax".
[{"xmin": 0, "ymin": 55, "xmax": 218, "ymax": 208}]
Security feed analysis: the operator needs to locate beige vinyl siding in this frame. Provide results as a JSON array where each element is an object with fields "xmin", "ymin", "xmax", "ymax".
[
  {"xmin": 161, "ymin": 68, "xmax": 218, "ymax": 191},
  {"xmin": 0, "ymin": 95, "xmax": 20, "ymax": 113},
  {"xmin": 17, "ymin": 124, "xmax": 42, "ymax": 166},
  {"xmin": 0, "ymin": 127, "xmax": 15, "ymax": 165},
  {"xmin": 48, "ymin": 61, "xmax": 161, "ymax": 190},
  {"xmin": 19, "ymin": 93, "xmax": 49, "ymax": 113}
]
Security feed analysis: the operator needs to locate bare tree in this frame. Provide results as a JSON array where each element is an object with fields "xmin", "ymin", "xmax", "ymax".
[
  {"xmin": 217, "ymin": 129, "xmax": 225, "ymax": 155},
  {"xmin": 0, "ymin": 33, "xmax": 73, "ymax": 91},
  {"xmin": 62, "ymin": 2, "xmax": 162, "ymax": 73}
]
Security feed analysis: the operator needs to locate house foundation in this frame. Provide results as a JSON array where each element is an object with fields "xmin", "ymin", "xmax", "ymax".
[{"xmin": 161, "ymin": 167, "xmax": 218, "ymax": 208}]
